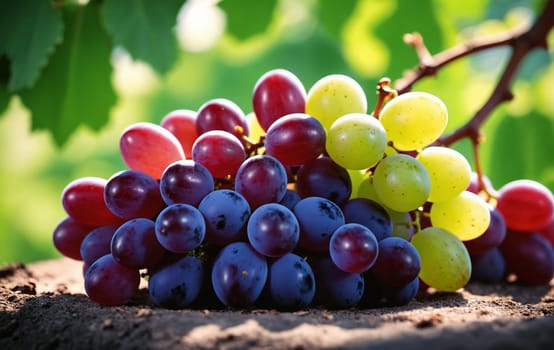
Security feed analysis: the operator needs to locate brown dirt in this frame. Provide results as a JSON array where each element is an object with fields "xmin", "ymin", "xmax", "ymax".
[{"xmin": 1, "ymin": 257, "xmax": 553, "ymax": 349}]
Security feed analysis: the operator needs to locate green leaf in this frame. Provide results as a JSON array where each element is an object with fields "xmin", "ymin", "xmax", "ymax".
[
  {"xmin": 19, "ymin": 3, "xmax": 116, "ymax": 146},
  {"xmin": 102, "ymin": 0, "xmax": 183, "ymax": 75},
  {"xmin": 0, "ymin": 56, "xmax": 10, "ymax": 115},
  {"xmin": 219, "ymin": 0, "xmax": 277, "ymax": 40},
  {"xmin": 374, "ymin": 0, "xmax": 444, "ymax": 81},
  {"xmin": 0, "ymin": 0, "xmax": 63, "ymax": 91},
  {"xmin": 488, "ymin": 112, "xmax": 554, "ymax": 191},
  {"xmin": 318, "ymin": 0, "xmax": 357, "ymax": 40}
]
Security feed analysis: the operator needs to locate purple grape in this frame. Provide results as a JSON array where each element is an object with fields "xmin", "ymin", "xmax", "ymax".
[
  {"xmin": 52, "ymin": 217, "xmax": 95, "ymax": 260},
  {"xmin": 235, "ymin": 155, "xmax": 288, "ymax": 209},
  {"xmin": 267, "ymin": 253, "xmax": 315, "ymax": 310},
  {"xmin": 265, "ymin": 113, "xmax": 326, "ymax": 166},
  {"xmin": 342, "ymin": 198, "xmax": 393, "ymax": 241},
  {"xmin": 160, "ymin": 159, "xmax": 214, "ymax": 206},
  {"xmin": 211, "ymin": 242, "xmax": 268, "ymax": 307},
  {"xmin": 104, "ymin": 169, "xmax": 165, "ymax": 220},
  {"xmin": 192, "ymin": 130, "xmax": 246, "ymax": 179},
  {"xmin": 80, "ymin": 225, "xmax": 119, "ymax": 265},
  {"xmin": 196, "ymin": 98, "xmax": 249, "ymax": 143},
  {"xmin": 155, "ymin": 204, "xmax": 206, "ymax": 253},
  {"xmin": 111, "ymin": 218, "xmax": 166, "ymax": 269},
  {"xmin": 148, "ymin": 255, "xmax": 204, "ymax": 309},
  {"xmin": 84, "ymin": 254, "xmax": 140, "ymax": 306},
  {"xmin": 370, "ymin": 237, "xmax": 420, "ymax": 287},
  {"xmin": 500, "ymin": 230, "xmax": 554, "ymax": 285},
  {"xmin": 293, "ymin": 196, "xmax": 345, "ymax": 252},
  {"xmin": 296, "ymin": 156, "xmax": 352, "ymax": 205},
  {"xmin": 247, "ymin": 203, "xmax": 299, "ymax": 257},
  {"xmin": 470, "ymin": 248, "xmax": 506, "ymax": 283},
  {"xmin": 252, "ymin": 68, "xmax": 306, "ymax": 131},
  {"xmin": 279, "ymin": 189, "xmax": 301, "ymax": 210},
  {"xmin": 198, "ymin": 189, "xmax": 251, "ymax": 245},
  {"xmin": 464, "ymin": 208, "xmax": 507, "ymax": 256},
  {"xmin": 312, "ymin": 256, "xmax": 364, "ymax": 308},
  {"xmin": 329, "ymin": 223, "xmax": 379, "ymax": 273}
]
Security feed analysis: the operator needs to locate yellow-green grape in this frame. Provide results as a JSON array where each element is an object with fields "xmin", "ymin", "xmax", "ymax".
[
  {"xmin": 246, "ymin": 112, "xmax": 265, "ymax": 144},
  {"xmin": 373, "ymin": 154, "xmax": 430, "ymax": 212},
  {"xmin": 430, "ymin": 190, "xmax": 491, "ymax": 241},
  {"xmin": 417, "ymin": 146, "xmax": 472, "ymax": 203},
  {"xmin": 379, "ymin": 92, "xmax": 448, "ymax": 151},
  {"xmin": 357, "ymin": 172, "xmax": 380, "ymax": 201},
  {"xmin": 411, "ymin": 227, "xmax": 471, "ymax": 292},
  {"xmin": 348, "ymin": 169, "xmax": 367, "ymax": 197},
  {"xmin": 305, "ymin": 74, "xmax": 367, "ymax": 130},
  {"xmin": 389, "ymin": 210, "xmax": 414, "ymax": 241},
  {"xmin": 326, "ymin": 113, "xmax": 387, "ymax": 170}
]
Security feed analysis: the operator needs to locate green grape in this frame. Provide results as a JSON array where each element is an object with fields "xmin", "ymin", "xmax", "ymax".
[
  {"xmin": 305, "ymin": 74, "xmax": 367, "ymax": 130},
  {"xmin": 417, "ymin": 146, "xmax": 471, "ymax": 203},
  {"xmin": 379, "ymin": 92, "xmax": 448, "ymax": 151},
  {"xmin": 373, "ymin": 154, "xmax": 430, "ymax": 212},
  {"xmin": 348, "ymin": 169, "xmax": 367, "ymax": 198},
  {"xmin": 389, "ymin": 209, "xmax": 415, "ymax": 241},
  {"xmin": 356, "ymin": 172, "xmax": 379, "ymax": 201},
  {"xmin": 411, "ymin": 227, "xmax": 471, "ymax": 292},
  {"xmin": 326, "ymin": 113, "xmax": 387, "ymax": 170},
  {"xmin": 430, "ymin": 190, "xmax": 491, "ymax": 241}
]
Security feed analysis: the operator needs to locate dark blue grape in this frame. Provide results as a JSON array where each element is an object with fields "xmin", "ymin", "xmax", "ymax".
[
  {"xmin": 470, "ymin": 248, "xmax": 506, "ymax": 283},
  {"xmin": 370, "ymin": 237, "xmax": 420, "ymax": 287},
  {"xmin": 160, "ymin": 159, "xmax": 214, "ymax": 206},
  {"xmin": 267, "ymin": 253, "xmax": 315, "ymax": 310},
  {"xmin": 247, "ymin": 203, "xmax": 299, "ymax": 257},
  {"xmin": 312, "ymin": 256, "xmax": 364, "ymax": 308},
  {"xmin": 329, "ymin": 223, "xmax": 378, "ymax": 273},
  {"xmin": 293, "ymin": 196, "xmax": 345, "ymax": 252},
  {"xmin": 80, "ymin": 225, "xmax": 119, "ymax": 265},
  {"xmin": 362, "ymin": 274, "xmax": 419, "ymax": 308},
  {"xmin": 295, "ymin": 156, "xmax": 352, "ymax": 205},
  {"xmin": 500, "ymin": 230, "xmax": 554, "ymax": 285},
  {"xmin": 104, "ymin": 169, "xmax": 165, "ymax": 220},
  {"xmin": 198, "ymin": 189, "xmax": 250, "ymax": 245},
  {"xmin": 279, "ymin": 189, "xmax": 301, "ymax": 210},
  {"xmin": 84, "ymin": 254, "xmax": 140, "ymax": 306},
  {"xmin": 211, "ymin": 242, "xmax": 268, "ymax": 307},
  {"xmin": 111, "ymin": 218, "xmax": 166, "ymax": 269},
  {"xmin": 148, "ymin": 255, "xmax": 204, "ymax": 309},
  {"xmin": 155, "ymin": 204, "xmax": 206, "ymax": 253},
  {"xmin": 342, "ymin": 198, "xmax": 392, "ymax": 241}
]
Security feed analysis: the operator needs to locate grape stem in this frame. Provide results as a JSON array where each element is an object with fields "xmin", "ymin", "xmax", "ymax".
[{"xmin": 393, "ymin": 0, "xmax": 554, "ymax": 198}]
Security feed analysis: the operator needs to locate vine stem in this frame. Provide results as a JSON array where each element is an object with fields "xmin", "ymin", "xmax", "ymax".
[{"xmin": 391, "ymin": 0, "xmax": 554, "ymax": 197}]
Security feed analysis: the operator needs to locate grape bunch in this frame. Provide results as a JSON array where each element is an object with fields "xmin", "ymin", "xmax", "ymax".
[{"xmin": 52, "ymin": 68, "xmax": 554, "ymax": 310}]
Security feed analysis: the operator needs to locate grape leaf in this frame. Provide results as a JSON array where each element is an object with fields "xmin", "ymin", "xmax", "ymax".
[
  {"xmin": 488, "ymin": 112, "xmax": 554, "ymax": 191},
  {"xmin": 318, "ymin": 0, "xmax": 357, "ymax": 40},
  {"xmin": 218, "ymin": 0, "xmax": 277, "ymax": 40},
  {"xmin": 101, "ymin": 0, "xmax": 183, "ymax": 75},
  {"xmin": 0, "ymin": 0, "xmax": 63, "ymax": 92},
  {"xmin": 19, "ymin": 3, "xmax": 116, "ymax": 146},
  {"xmin": 374, "ymin": 0, "xmax": 443, "ymax": 81}
]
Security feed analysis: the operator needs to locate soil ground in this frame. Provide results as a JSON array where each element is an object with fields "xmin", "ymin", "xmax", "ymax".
[{"xmin": 1, "ymin": 257, "xmax": 553, "ymax": 349}]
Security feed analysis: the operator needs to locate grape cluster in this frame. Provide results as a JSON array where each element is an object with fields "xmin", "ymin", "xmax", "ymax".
[{"xmin": 52, "ymin": 69, "xmax": 554, "ymax": 309}]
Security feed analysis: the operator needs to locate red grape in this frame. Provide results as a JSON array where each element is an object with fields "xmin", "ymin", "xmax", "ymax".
[
  {"xmin": 120, "ymin": 122, "xmax": 186, "ymax": 179},
  {"xmin": 265, "ymin": 113, "xmax": 326, "ymax": 166},
  {"xmin": 160, "ymin": 109, "xmax": 198, "ymax": 158},
  {"xmin": 252, "ymin": 68, "xmax": 306, "ymax": 131},
  {"xmin": 53, "ymin": 217, "xmax": 95, "ymax": 260},
  {"xmin": 61, "ymin": 177, "xmax": 125, "ymax": 226},
  {"xmin": 464, "ymin": 208, "xmax": 507, "ymax": 256},
  {"xmin": 191, "ymin": 130, "xmax": 246, "ymax": 178},
  {"xmin": 496, "ymin": 179, "xmax": 554, "ymax": 232},
  {"xmin": 329, "ymin": 223, "xmax": 379, "ymax": 273},
  {"xmin": 196, "ymin": 98, "xmax": 249, "ymax": 142}
]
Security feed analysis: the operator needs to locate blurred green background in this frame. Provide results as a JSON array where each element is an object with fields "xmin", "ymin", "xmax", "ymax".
[{"xmin": 0, "ymin": 0, "xmax": 553, "ymax": 264}]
